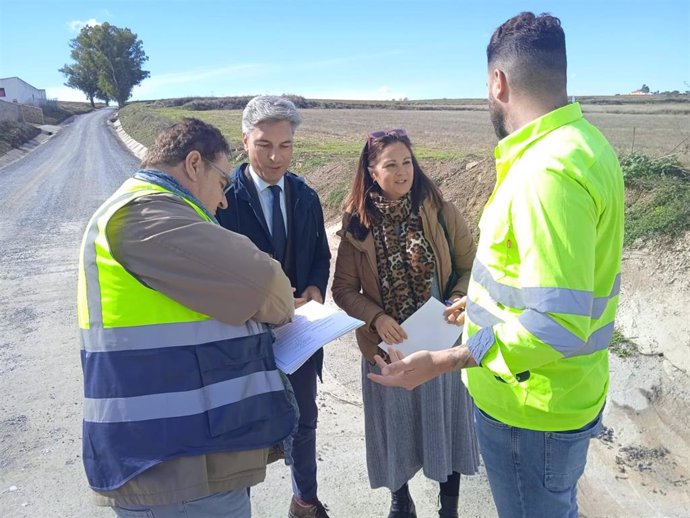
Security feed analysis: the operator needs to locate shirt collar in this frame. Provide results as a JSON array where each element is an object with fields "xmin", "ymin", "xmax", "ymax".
[
  {"xmin": 495, "ymin": 102, "xmax": 584, "ymax": 168},
  {"xmin": 248, "ymin": 165, "xmax": 285, "ymax": 193}
]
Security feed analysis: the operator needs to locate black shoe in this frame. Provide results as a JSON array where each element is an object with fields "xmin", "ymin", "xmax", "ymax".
[
  {"xmin": 388, "ymin": 486, "xmax": 417, "ymax": 518},
  {"xmin": 438, "ymin": 494, "xmax": 459, "ymax": 518}
]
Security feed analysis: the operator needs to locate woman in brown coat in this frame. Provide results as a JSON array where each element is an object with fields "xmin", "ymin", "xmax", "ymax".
[{"xmin": 331, "ymin": 129, "xmax": 480, "ymax": 518}]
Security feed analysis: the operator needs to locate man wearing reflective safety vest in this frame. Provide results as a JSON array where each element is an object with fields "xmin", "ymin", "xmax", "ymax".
[
  {"xmin": 78, "ymin": 118, "xmax": 296, "ymax": 516},
  {"xmin": 368, "ymin": 12, "xmax": 624, "ymax": 518}
]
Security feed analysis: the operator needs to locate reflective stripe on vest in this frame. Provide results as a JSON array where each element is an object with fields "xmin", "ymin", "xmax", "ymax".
[
  {"xmin": 84, "ymin": 369, "xmax": 285, "ymax": 423},
  {"xmin": 470, "ymin": 260, "xmax": 621, "ymax": 319},
  {"xmin": 78, "ymin": 178, "xmax": 296, "ymax": 491},
  {"xmin": 80, "ymin": 319, "xmax": 265, "ymax": 352}
]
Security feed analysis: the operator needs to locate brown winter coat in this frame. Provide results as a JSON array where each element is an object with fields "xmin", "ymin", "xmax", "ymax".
[{"xmin": 331, "ymin": 199, "xmax": 476, "ymax": 363}]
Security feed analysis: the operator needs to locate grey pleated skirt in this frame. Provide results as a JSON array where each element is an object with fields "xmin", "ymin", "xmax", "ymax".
[{"xmin": 362, "ymin": 357, "xmax": 480, "ymax": 491}]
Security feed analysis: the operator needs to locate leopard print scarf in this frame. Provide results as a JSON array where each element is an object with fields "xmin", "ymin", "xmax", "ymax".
[{"xmin": 370, "ymin": 192, "xmax": 435, "ymax": 324}]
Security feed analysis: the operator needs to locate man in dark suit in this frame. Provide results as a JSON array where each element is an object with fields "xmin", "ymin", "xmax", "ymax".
[{"xmin": 217, "ymin": 96, "xmax": 331, "ymax": 518}]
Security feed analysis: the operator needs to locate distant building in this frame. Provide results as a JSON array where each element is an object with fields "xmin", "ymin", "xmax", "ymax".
[{"xmin": 0, "ymin": 76, "xmax": 47, "ymax": 106}]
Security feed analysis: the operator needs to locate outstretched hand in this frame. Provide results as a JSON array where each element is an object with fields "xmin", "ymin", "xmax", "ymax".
[{"xmin": 367, "ymin": 346, "xmax": 477, "ymax": 390}]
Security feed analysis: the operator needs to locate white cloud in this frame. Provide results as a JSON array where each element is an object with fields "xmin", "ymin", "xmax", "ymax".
[
  {"xmin": 68, "ymin": 18, "xmax": 100, "ymax": 32},
  {"xmin": 374, "ymin": 86, "xmax": 408, "ymax": 101},
  {"xmin": 147, "ymin": 64, "xmax": 264, "ymax": 87},
  {"xmin": 305, "ymin": 85, "xmax": 408, "ymax": 101},
  {"xmin": 131, "ymin": 64, "xmax": 265, "ymax": 99},
  {"xmin": 295, "ymin": 50, "xmax": 405, "ymax": 70},
  {"xmin": 45, "ymin": 85, "xmax": 92, "ymax": 102}
]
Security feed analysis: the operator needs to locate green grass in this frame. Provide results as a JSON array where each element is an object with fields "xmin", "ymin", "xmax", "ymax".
[
  {"xmin": 118, "ymin": 102, "xmax": 690, "ymax": 244},
  {"xmin": 117, "ymin": 103, "xmax": 177, "ymax": 148},
  {"xmin": 324, "ymin": 180, "xmax": 351, "ymax": 212},
  {"xmin": 0, "ymin": 121, "xmax": 41, "ymax": 155},
  {"xmin": 609, "ymin": 329, "xmax": 638, "ymax": 358},
  {"xmin": 621, "ymin": 152, "xmax": 690, "ymax": 244},
  {"xmin": 118, "ymin": 103, "xmax": 461, "ymax": 177}
]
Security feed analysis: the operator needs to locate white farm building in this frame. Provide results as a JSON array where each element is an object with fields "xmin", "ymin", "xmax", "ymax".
[{"xmin": 0, "ymin": 77, "xmax": 47, "ymax": 107}]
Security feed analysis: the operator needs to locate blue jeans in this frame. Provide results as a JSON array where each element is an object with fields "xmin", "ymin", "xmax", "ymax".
[
  {"xmin": 286, "ymin": 355, "xmax": 319, "ymax": 501},
  {"xmin": 112, "ymin": 489, "xmax": 250, "ymax": 517},
  {"xmin": 474, "ymin": 406, "xmax": 603, "ymax": 518}
]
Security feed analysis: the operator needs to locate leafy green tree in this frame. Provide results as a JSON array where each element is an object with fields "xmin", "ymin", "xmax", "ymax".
[
  {"xmin": 60, "ymin": 34, "xmax": 110, "ymax": 107},
  {"xmin": 60, "ymin": 22, "xmax": 149, "ymax": 107}
]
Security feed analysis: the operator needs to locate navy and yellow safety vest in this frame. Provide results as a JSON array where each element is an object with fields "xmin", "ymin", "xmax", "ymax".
[{"xmin": 77, "ymin": 178, "xmax": 296, "ymax": 491}]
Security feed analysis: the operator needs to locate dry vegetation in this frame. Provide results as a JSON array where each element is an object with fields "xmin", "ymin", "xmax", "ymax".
[{"xmin": 118, "ymin": 95, "xmax": 690, "ymax": 237}]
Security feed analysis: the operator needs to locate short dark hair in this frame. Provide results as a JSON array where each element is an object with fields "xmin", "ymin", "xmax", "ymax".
[
  {"xmin": 487, "ymin": 12, "xmax": 567, "ymax": 94},
  {"xmin": 344, "ymin": 132, "xmax": 443, "ymax": 232},
  {"xmin": 141, "ymin": 117, "xmax": 230, "ymax": 168}
]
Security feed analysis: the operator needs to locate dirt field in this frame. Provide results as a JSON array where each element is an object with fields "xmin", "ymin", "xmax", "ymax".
[
  {"xmin": 1, "ymin": 103, "xmax": 688, "ymax": 518},
  {"xmin": 126, "ymin": 101, "xmax": 690, "ymax": 517},
  {"xmin": 119, "ymin": 102, "xmax": 690, "ymax": 517}
]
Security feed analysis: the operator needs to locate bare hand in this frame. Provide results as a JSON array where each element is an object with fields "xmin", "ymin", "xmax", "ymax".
[
  {"xmin": 300, "ymin": 285, "xmax": 324, "ymax": 304},
  {"xmin": 374, "ymin": 314, "xmax": 407, "ymax": 345},
  {"xmin": 294, "ymin": 285, "xmax": 323, "ymax": 308},
  {"xmin": 367, "ymin": 348, "xmax": 439, "ymax": 390},
  {"xmin": 367, "ymin": 346, "xmax": 477, "ymax": 390},
  {"xmin": 443, "ymin": 296, "xmax": 467, "ymax": 326}
]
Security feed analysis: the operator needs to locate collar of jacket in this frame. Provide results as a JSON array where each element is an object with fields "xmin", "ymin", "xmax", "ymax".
[
  {"xmin": 229, "ymin": 163, "xmax": 313, "ymax": 204},
  {"xmin": 494, "ymin": 102, "xmax": 584, "ymax": 185}
]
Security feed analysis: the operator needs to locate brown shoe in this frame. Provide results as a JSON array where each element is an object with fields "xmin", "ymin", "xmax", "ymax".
[{"xmin": 288, "ymin": 495, "xmax": 331, "ymax": 518}]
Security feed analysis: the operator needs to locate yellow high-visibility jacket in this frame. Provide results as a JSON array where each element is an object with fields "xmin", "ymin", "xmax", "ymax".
[
  {"xmin": 463, "ymin": 103, "xmax": 624, "ymax": 431},
  {"xmin": 77, "ymin": 178, "xmax": 295, "ymax": 491}
]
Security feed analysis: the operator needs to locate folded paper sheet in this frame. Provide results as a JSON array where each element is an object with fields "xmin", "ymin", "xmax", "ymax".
[
  {"xmin": 273, "ymin": 301, "xmax": 365, "ymax": 374},
  {"xmin": 377, "ymin": 297, "xmax": 463, "ymax": 357}
]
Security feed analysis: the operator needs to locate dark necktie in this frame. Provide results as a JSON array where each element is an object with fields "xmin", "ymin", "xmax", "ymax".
[{"xmin": 269, "ymin": 184, "xmax": 286, "ymax": 263}]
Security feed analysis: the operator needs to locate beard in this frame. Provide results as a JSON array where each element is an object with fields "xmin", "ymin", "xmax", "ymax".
[{"xmin": 488, "ymin": 96, "xmax": 509, "ymax": 140}]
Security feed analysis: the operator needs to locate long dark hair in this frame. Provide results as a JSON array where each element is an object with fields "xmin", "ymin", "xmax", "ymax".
[{"xmin": 343, "ymin": 131, "xmax": 443, "ymax": 234}]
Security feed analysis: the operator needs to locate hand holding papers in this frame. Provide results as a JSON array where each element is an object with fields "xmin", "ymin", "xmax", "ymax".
[
  {"xmin": 273, "ymin": 301, "xmax": 364, "ymax": 374},
  {"xmin": 378, "ymin": 297, "xmax": 463, "ymax": 357}
]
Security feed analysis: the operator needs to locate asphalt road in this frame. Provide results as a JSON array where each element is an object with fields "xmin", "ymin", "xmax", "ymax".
[
  {"xmin": 1, "ymin": 109, "xmax": 687, "ymax": 517},
  {"xmin": 0, "ymin": 110, "xmax": 496, "ymax": 518},
  {"xmin": 0, "ymin": 108, "xmax": 138, "ymax": 517}
]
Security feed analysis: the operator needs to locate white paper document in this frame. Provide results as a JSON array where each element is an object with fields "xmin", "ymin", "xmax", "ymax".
[
  {"xmin": 378, "ymin": 297, "xmax": 463, "ymax": 357},
  {"xmin": 273, "ymin": 301, "xmax": 364, "ymax": 374}
]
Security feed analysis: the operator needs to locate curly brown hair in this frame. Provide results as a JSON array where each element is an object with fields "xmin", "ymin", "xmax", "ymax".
[{"xmin": 141, "ymin": 118, "xmax": 230, "ymax": 169}]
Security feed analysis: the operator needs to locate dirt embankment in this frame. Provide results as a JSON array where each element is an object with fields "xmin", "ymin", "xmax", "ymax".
[
  {"xmin": 579, "ymin": 232, "xmax": 690, "ymax": 516},
  {"xmin": 308, "ymin": 156, "xmax": 690, "ymax": 517},
  {"xmin": 580, "ymin": 232, "xmax": 690, "ymax": 517}
]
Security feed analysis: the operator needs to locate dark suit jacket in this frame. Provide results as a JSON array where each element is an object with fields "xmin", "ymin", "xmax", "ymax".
[{"xmin": 217, "ymin": 163, "xmax": 331, "ymax": 376}]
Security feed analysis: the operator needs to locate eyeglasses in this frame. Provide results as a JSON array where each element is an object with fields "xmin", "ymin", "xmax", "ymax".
[
  {"xmin": 367, "ymin": 128, "xmax": 408, "ymax": 148},
  {"xmin": 203, "ymin": 158, "xmax": 232, "ymax": 193}
]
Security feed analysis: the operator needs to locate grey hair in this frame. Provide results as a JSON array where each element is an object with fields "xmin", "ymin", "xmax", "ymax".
[{"xmin": 241, "ymin": 95, "xmax": 302, "ymax": 134}]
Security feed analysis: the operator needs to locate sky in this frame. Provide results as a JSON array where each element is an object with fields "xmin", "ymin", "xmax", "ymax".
[{"xmin": 0, "ymin": 0, "xmax": 688, "ymax": 102}]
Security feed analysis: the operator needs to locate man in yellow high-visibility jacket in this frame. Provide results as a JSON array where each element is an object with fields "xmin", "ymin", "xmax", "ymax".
[{"xmin": 369, "ymin": 12, "xmax": 624, "ymax": 518}]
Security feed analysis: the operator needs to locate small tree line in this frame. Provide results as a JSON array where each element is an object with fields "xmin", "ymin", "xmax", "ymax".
[{"xmin": 60, "ymin": 22, "xmax": 149, "ymax": 108}]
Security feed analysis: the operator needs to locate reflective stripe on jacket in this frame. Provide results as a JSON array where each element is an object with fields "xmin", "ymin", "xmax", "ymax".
[
  {"xmin": 77, "ymin": 178, "xmax": 296, "ymax": 491},
  {"xmin": 462, "ymin": 103, "xmax": 625, "ymax": 431}
]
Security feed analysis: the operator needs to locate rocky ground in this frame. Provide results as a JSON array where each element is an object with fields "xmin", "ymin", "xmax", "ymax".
[{"xmin": 0, "ymin": 112, "xmax": 687, "ymax": 517}]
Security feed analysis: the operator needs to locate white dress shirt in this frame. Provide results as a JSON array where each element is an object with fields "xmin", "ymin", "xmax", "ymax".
[{"xmin": 248, "ymin": 166, "xmax": 288, "ymax": 237}]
